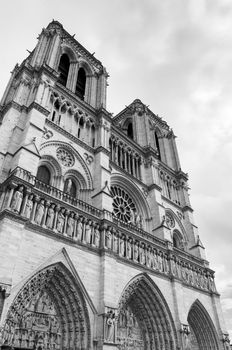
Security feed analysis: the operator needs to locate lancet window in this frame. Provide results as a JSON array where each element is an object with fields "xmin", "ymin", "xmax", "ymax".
[
  {"xmin": 109, "ymin": 136, "xmax": 142, "ymax": 180},
  {"xmin": 57, "ymin": 54, "xmax": 70, "ymax": 87},
  {"xmin": 48, "ymin": 91, "xmax": 96, "ymax": 147},
  {"xmin": 75, "ymin": 67, "xmax": 86, "ymax": 100}
]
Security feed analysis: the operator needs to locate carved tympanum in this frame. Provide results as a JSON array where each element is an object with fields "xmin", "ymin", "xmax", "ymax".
[{"xmin": 117, "ymin": 306, "xmax": 144, "ymax": 350}]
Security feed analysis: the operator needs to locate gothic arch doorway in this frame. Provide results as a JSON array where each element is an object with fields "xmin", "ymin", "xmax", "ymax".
[
  {"xmin": 187, "ymin": 299, "xmax": 220, "ymax": 350},
  {"xmin": 117, "ymin": 274, "xmax": 177, "ymax": 350},
  {"xmin": 0, "ymin": 263, "xmax": 91, "ymax": 350}
]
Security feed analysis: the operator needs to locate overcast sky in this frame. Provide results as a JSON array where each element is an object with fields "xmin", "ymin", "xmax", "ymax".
[{"xmin": 1, "ymin": 0, "xmax": 232, "ymax": 338}]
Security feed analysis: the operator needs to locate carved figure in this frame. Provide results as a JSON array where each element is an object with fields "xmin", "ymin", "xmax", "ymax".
[
  {"xmin": 129, "ymin": 209, "xmax": 135, "ymax": 224},
  {"xmin": 77, "ymin": 218, "xmax": 83, "ymax": 241},
  {"xmin": 105, "ymin": 310, "xmax": 115, "ymax": 342},
  {"xmin": 57, "ymin": 209, "xmax": 65, "ymax": 233},
  {"xmin": 11, "ymin": 186, "xmax": 24, "ymax": 212},
  {"xmin": 147, "ymin": 247, "xmax": 152, "ymax": 268},
  {"xmin": 113, "ymin": 234, "xmax": 118, "ymax": 252},
  {"xmin": 65, "ymin": 178, "xmax": 72, "ymax": 194},
  {"xmin": 140, "ymin": 244, "xmax": 146, "ymax": 265},
  {"xmin": 134, "ymin": 242, "xmax": 139, "ymax": 261},
  {"xmin": 67, "ymin": 212, "xmax": 75, "ymax": 237},
  {"xmin": 135, "ymin": 211, "xmax": 141, "ymax": 227},
  {"xmin": 139, "ymin": 215, "xmax": 144, "ymax": 229},
  {"xmin": 85, "ymin": 220, "xmax": 92, "ymax": 244},
  {"xmin": 119, "ymin": 236, "xmax": 125, "ymax": 256},
  {"xmin": 127, "ymin": 239, "xmax": 133, "ymax": 259},
  {"xmin": 24, "ymin": 194, "xmax": 33, "ymax": 219},
  {"xmin": 93, "ymin": 224, "xmax": 100, "ymax": 247},
  {"xmin": 34, "ymin": 200, "xmax": 45, "ymax": 225},
  {"xmin": 46, "ymin": 204, "xmax": 55, "ymax": 229},
  {"xmin": 105, "ymin": 227, "xmax": 112, "ymax": 249}
]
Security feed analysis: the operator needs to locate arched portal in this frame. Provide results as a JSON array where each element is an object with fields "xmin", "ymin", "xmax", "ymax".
[
  {"xmin": 117, "ymin": 274, "xmax": 177, "ymax": 350},
  {"xmin": 1, "ymin": 263, "xmax": 91, "ymax": 350},
  {"xmin": 187, "ymin": 299, "xmax": 220, "ymax": 350}
]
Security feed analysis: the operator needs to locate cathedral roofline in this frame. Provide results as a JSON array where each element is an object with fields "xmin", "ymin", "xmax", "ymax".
[
  {"xmin": 46, "ymin": 20, "xmax": 105, "ymax": 72},
  {"xmin": 113, "ymin": 98, "xmax": 170, "ymax": 130}
]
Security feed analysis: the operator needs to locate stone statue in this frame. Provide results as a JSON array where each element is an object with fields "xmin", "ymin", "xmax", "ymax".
[
  {"xmin": 133, "ymin": 242, "xmax": 138, "ymax": 261},
  {"xmin": 65, "ymin": 178, "xmax": 72, "ymax": 194},
  {"xmin": 105, "ymin": 227, "xmax": 112, "ymax": 249},
  {"xmin": 140, "ymin": 244, "xmax": 146, "ymax": 265},
  {"xmin": 105, "ymin": 310, "xmax": 115, "ymax": 342},
  {"xmin": 113, "ymin": 234, "xmax": 118, "ymax": 253},
  {"xmin": 119, "ymin": 236, "xmax": 125, "ymax": 256},
  {"xmin": 11, "ymin": 186, "xmax": 24, "ymax": 212},
  {"xmin": 135, "ymin": 212, "xmax": 140, "ymax": 227},
  {"xmin": 147, "ymin": 247, "xmax": 152, "ymax": 268},
  {"xmin": 77, "ymin": 218, "xmax": 83, "ymax": 241},
  {"xmin": 24, "ymin": 194, "xmax": 33, "ymax": 219},
  {"xmin": 129, "ymin": 209, "xmax": 135, "ymax": 224},
  {"xmin": 46, "ymin": 204, "xmax": 55, "ymax": 229},
  {"xmin": 127, "ymin": 239, "xmax": 133, "ymax": 259},
  {"xmin": 57, "ymin": 208, "xmax": 65, "ymax": 233},
  {"xmin": 85, "ymin": 220, "xmax": 92, "ymax": 244},
  {"xmin": 93, "ymin": 224, "xmax": 100, "ymax": 247},
  {"xmin": 67, "ymin": 212, "xmax": 75, "ymax": 237},
  {"xmin": 34, "ymin": 200, "xmax": 45, "ymax": 225}
]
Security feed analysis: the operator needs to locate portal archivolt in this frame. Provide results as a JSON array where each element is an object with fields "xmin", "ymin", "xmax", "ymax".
[
  {"xmin": 0, "ymin": 263, "xmax": 90, "ymax": 350},
  {"xmin": 117, "ymin": 274, "xmax": 177, "ymax": 350},
  {"xmin": 187, "ymin": 299, "xmax": 220, "ymax": 350}
]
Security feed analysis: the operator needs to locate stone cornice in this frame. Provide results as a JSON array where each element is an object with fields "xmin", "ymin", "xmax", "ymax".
[
  {"xmin": 161, "ymin": 194, "xmax": 183, "ymax": 210},
  {"xmin": 28, "ymin": 101, "xmax": 50, "ymax": 117},
  {"xmin": 55, "ymin": 83, "xmax": 97, "ymax": 117},
  {"xmin": 94, "ymin": 146, "xmax": 110, "ymax": 156},
  {"xmin": 45, "ymin": 119, "xmax": 95, "ymax": 154},
  {"xmin": 110, "ymin": 161, "xmax": 148, "ymax": 189}
]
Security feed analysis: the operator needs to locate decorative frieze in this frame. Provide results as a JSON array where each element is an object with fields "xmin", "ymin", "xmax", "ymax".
[{"xmin": 0, "ymin": 167, "xmax": 217, "ymax": 295}]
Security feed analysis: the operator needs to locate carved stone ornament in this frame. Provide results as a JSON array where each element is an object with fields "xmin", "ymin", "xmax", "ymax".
[
  {"xmin": 117, "ymin": 305, "xmax": 144, "ymax": 350},
  {"xmin": 56, "ymin": 147, "xmax": 75, "ymax": 167},
  {"xmin": 166, "ymin": 213, "xmax": 175, "ymax": 228}
]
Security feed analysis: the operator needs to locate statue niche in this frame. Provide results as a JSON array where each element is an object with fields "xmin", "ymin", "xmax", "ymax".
[
  {"xmin": 10, "ymin": 291, "xmax": 61, "ymax": 350},
  {"xmin": 117, "ymin": 305, "xmax": 144, "ymax": 350}
]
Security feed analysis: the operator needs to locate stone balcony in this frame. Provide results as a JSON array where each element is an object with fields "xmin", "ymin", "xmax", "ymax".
[{"xmin": 0, "ymin": 167, "xmax": 217, "ymax": 295}]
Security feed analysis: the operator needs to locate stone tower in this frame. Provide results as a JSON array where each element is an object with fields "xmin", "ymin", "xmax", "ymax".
[{"xmin": 0, "ymin": 20, "xmax": 229, "ymax": 350}]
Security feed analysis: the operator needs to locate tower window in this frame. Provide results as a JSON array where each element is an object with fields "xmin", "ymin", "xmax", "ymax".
[
  {"xmin": 75, "ymin": 68, "xmax": 86, "ymax": 100},
  {"xmin": 36, "ymin": 165, "xmax": 51, "ymax": 185},
  {"xmin": 127, "ymin": 122, "xmax": 133, "ymax": 139},
  {"xmin": 58, "ymin": 54, "xmax": 70, "ymax": 87},
  {"xmin": 155, "ymin": 132, "xmax": 161, "ymax": 160}
]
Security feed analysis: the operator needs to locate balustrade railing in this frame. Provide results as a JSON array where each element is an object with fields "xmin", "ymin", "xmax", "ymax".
[{"xmin": 0, "ymin": 167, "xmax": 217, "ymax": 294}]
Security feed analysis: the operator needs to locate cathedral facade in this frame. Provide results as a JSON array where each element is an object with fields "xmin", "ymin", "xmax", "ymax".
[{"xmin": 0, "ymin": 20, "xmax": 229, "ymax": 350}]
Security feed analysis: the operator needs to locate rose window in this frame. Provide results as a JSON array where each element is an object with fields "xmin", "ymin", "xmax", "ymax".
[
  {"xmin": 56, "ymin": 147, "xmax": 75, "ymax": 167},
  {"xmin": 111, "ymin": 186, "xmax": 136, "ymax": 223}
]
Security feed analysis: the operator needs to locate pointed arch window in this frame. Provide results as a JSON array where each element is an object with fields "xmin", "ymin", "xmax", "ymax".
[
  {"xmin": 36, "ymin": 165, "xmax": 51, "ymax": 185},
  {"xmin": 57, "ymin": 54, "xmax": 70, "ymax": 87},
  {"xmin": 75, "ymin": 68, "xmax": 86, "ymax": 100},
  {"xmin": 127, "ymin": 122, "xmax": 134, "ymax": 139},
  {"xmin": 155, "ymin": 132, "xmax": 161, "ymax": 160}
]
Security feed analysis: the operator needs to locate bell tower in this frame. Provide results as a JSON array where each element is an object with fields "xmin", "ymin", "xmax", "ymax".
[{"xmin": 0, "ymin": 20, "xmax": 230, "ymax": 350}]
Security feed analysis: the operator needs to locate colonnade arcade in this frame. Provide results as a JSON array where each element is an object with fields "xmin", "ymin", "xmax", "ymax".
[{"xmin": 109, "ymin": 136, "xmax": 142, "ymax": 180}]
